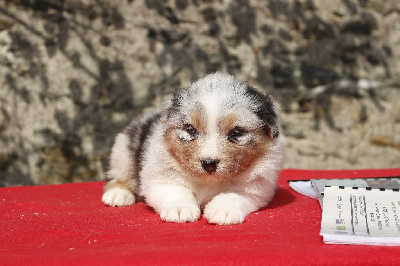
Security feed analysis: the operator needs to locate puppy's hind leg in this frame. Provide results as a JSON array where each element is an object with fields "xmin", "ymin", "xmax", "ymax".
[{"xmin": 102, "ymin": 133, "xmax": 137, "ymax": 207}]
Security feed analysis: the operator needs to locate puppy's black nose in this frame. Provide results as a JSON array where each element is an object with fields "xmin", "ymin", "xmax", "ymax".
[{"xmin": 201, "ymin": 159, "xmax": 220, "ymax": 174}]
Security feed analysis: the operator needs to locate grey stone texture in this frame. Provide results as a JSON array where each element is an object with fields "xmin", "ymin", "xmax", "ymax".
[{"xmin": 0, "ymin": 0, "xmax": 399, "ymax": 186}]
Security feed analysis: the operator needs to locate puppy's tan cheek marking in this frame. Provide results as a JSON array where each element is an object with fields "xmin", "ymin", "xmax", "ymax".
[
  {"xmin": 219, "ymin": 115, "xmax": 267, "ymax": 175},
  {"xmin": 223, "ymin": 133, "xmax": 269, "ymax": 175},
  {"xmin": 164, "ymin": 129, "xmax": 200, "ymax": 173}
]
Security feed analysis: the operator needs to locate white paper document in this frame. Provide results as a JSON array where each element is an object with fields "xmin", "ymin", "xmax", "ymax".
[
  {"xmin": 320, "ymin": 186, "xmax": 400, "ymax": 246},
  {"xmin": 312, "ymin": 177, "xmax": 400, "ymax": 208},
  {"xmin": 288, "ymin": 180, "xmax": 317, "ymax": 199}
]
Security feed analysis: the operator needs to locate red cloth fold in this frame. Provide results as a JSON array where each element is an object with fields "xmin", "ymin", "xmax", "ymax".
[{"xmin": 1, "ymin": 168, "xmax": 400, "ymax": 265}]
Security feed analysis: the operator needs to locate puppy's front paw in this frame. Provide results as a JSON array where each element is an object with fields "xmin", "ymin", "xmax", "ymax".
[
  {"xmin": 204, "ymin": 206, "xmax": 246, "ymax": 225},
  {"xmin": 102, "ymin": 187, "xmax": 135, "ymax": 207},
  {"xmin": 204, "ymin": 196, "xmax": 249, "ymax": 225},
  {"xmin": 159, "ymin": 204, "xmax": 201, "ymax": 223}
]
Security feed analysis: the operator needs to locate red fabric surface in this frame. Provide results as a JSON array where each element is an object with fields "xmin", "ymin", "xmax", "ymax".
[{"xmin": 1, "ymin": 168, "xmax": 400, "ymax": 265}]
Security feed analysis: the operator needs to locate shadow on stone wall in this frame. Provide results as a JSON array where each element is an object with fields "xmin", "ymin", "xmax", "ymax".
[{"xmin": 0, "ymin": 1, "xmax": 139, "ymax": 185}]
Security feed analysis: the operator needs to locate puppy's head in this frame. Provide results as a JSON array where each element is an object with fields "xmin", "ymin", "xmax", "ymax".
[{"xmin": 163, "ymin": 73, "xmax": 280, "ymax": 180}]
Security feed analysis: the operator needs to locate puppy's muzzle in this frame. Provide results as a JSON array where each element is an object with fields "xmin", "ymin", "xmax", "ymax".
[{"xmin": 201, "ymin": 159, "xmax": 220, "ymax": 174}]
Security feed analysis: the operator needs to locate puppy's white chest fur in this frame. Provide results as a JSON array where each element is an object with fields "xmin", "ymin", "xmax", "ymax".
[
  {"xmin": 102, "ymin": 72, "xmax": 285, "ymax": 225},
  {"xmin": 189, "ymin": 180, "xmax": 228, "ymax": 207}
]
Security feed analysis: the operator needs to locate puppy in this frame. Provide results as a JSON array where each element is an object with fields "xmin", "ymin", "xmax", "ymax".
[{"xmin": 102, "ymin": 72, "xmax": 285, "ymax": 225}]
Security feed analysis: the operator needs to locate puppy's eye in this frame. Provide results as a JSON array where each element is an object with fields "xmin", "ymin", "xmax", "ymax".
[
  {"xmin": 184, "ymin": 124, "xmax": 198, "ymax": 137},
  {"xmin": 228, "ymin": 127, "xmax": 246, "ymax": 143}
]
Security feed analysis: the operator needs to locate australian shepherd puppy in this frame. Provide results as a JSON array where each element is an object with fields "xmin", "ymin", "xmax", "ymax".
[{"xmin": 102, "ymin": 72, "xmax": 285, "ymax": 225}]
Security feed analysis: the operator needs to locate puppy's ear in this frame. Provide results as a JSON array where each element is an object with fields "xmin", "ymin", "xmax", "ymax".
[{"xmin": 245, "ymin": 85, "xmax": 280, "ymax": 139}]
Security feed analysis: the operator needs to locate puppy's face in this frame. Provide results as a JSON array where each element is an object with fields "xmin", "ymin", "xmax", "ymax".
[{"xmin": 163, "ymin": 73, "xmax": 279, "ymax": 180}]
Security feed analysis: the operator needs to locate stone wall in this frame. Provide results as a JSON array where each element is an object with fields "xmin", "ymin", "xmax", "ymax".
[{"xmin": 0, "ymin": 0, "xmax": 399, "ymax": 186}]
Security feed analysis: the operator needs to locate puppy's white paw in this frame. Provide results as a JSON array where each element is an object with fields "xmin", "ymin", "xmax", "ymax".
[
  {"xmin": 159, "ymin": 204, "xmax": 201, "ymax": 223},
  {"xmin": 204, "ymin": 194, "xmax": 250, "ymax": 225},
  {"xmin": 204, "ymin": 208, "xmax": 246, "ymax": 225},
  {"xmin": 102, "ymin": 187, "xmax": 135, "ymax": 207}
]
